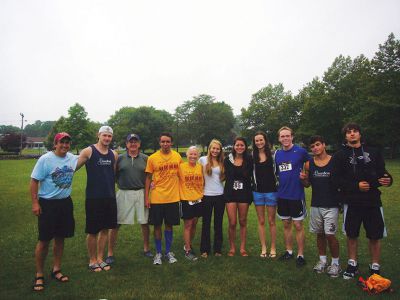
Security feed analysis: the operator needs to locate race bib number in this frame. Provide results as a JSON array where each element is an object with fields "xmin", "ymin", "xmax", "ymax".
[
  {"xmin": 233, "ymin": 180, "xmax": 244, "ymax": 190},
  {"xmin": 279, "ymin": 162, "xmax": 292, "ymax": 172},
  {"xmin": 189, "ymin": 199, "xmax": 202, "ymax": 205}
]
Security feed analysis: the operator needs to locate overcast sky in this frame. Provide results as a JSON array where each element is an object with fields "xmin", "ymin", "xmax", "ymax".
[{"xmin": 1, "ymin": 0, "xmax": 399, "ymax": 127}]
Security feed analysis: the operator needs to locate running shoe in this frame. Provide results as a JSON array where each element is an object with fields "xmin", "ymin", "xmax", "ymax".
[
  {"xmin": 165, "ymin": 252, "xmax": 178, "ymax": 264},
  {"xmin": 185, "ymin": 250, "xmax": 198, "ymax": 261},
  {"xmin": 296, "ymin": 256, "xmax": 306, "ymax": 267},
  {"xmin": 313, "ymin": 260, "xmax": 327, "ymax": 273},
  {"xmin": 327, "ymin": 263, "xmax": 341, "ymax": 278},
  {"xmin": 153, "ymin": 253, "xmax": 162, "ymax": 265},
  {"xmin": 369, "ymin": 263, "xmax": 380, "ymax": 275},
  {"xmin": 278, "ymin": 251, "xmax": 294, "ymax": 261},
  {"xmin": 343, "ymin": 263, "xmax": 358, "ymax": 279}
]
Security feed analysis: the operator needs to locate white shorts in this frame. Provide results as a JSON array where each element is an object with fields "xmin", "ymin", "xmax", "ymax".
[
  {"xmin": 116, "ymin": 189, "xmax": 149, "ymax": 225},
  {"xmin": 309, "ymin": 207, "xmax": 339, "ymax": 235}
]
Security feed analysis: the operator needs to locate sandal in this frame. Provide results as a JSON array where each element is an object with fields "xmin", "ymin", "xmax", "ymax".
[
  {"xmin": 88, "ymin": 263, "xmax": 102, "ymax": 272},
  {"xmin": 51, "ymin": 269, "xmax": 69, "ymax": 282},
  {"xmin": 227, "ymin": 250, "xmax": 235, "ymax": 257},
  {"xmin": 260, "ymin": 252, "xmax": 267, "ymax": 258},
  {"xmin": 99, "ymin": 261, "xmax": 111, "ymax": 271},
  {"xmin": 268, "ymin": 252, "xmax": 277, "ymax": 258},
  {"xmin": 32, "ymin": 276, "xmax": 45, "ymax": 292},
  {"xmin": 240, "ymin": 250, "xmax": 249, "ymax": 257},
  {"xmin": 201, "ymin": 252, "xmax": 208, "ymax": 258}
]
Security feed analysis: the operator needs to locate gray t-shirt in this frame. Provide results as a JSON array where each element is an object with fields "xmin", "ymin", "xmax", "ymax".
[
  {"xmin": 116, "ymin": 152, "xmax": 148, "ymax": 190},
  {"xmin": 199, "ymin": 156, "xmax": 224, "ymax": 196}
]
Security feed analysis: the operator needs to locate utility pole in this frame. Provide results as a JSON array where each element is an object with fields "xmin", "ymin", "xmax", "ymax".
[{"xmin": 20, "ymin": 113, "xmax": 24, "ymax": 155}]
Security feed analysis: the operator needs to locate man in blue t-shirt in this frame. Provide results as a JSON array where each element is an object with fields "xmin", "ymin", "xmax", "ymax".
[
  {"xmin": 275, "ymin": 126, "xmax": 310, "ymax": 267},
  {"xmin": 30, "ymin": 132, "xmax": 78, "ymax": 292}
]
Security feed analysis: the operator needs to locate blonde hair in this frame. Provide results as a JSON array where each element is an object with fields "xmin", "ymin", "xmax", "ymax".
[
  {"xmin": 186, "ymin": 145, "xmax": 199, "ymax": 157},
  {"xmin": 206, "ymin": 139, "xmax": 225, "ymax": 181},
  {"xmin": 277, "ymin": 126, "xmax": 293, "ymax": 136}
]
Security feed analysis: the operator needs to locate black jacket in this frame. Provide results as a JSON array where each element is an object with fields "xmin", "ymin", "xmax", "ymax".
[{"xmin": 331, "ymin": 143, "xmax": 391, "ymax": 207}]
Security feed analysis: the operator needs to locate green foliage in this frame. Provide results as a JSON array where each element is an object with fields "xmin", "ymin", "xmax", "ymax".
[
  {"xmin": 0, "ymin": 125, "xmax": 20, "ymax": 134},
  {"xmin": 175, "ymin": 94, "xmax": 235, "ymax": 148},
  {"xmin": 24, "ymin": 120, "xmax": 55, "ymax": 137}
]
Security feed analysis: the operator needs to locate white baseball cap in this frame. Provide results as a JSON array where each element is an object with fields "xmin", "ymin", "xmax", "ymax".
[{"xmin": 98, "ymin": 125, "xmax": 113, "ymax": 135}]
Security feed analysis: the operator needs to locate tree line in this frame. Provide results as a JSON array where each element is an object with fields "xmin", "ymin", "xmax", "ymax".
[{"xmin": 1, "ymin": 33, "xmax": 399, "ymax": 157}]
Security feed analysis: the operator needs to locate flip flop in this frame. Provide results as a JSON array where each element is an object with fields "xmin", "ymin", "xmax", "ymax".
[
  {"xmin": 32, "ymin": 276, "xmax": 45, "ymax": 292},
  {"xmin": 240, "ymin": 250, "xmax": 249, "ymax": 257},
  {"xmin": 227, "ymin": 250, "xmax": 235, "ymax": 257},
  {"xmin": 260, "ymin": 253, "xmax": 267, "ymax": 258},
  {"xmin": 99, "ymin": 261, "xmax": 111, "ymax": 271},
  {"xmin": 51, "ymin": 269, "xmax": 69, "ymax": 282},
  {"xmin": 269, "ymin": 252, "xmax": 277, "ymax": 258},
  {"xmin": 105, "ymin": 256, "xmax": 115, "ymax": 264},
  {"xmin": 88, "ymin": 263, "xmax": 102, "ymax": 272}
]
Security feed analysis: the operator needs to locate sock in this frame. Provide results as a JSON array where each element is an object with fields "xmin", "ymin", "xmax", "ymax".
[
  {"xmin": 331, "ymin": 257, "xmax": 339, "ymax": 265},
  {"xmin": 155, "ymin": 238, "xmax": 162, "ymax": 254},
  {"xmin": 320, "ymin": 255, "xmax": 327, "ymax": 264},
  {"xmin": 348, "ymin": 259, "xmax": 357, "ymax": 266},
  {"xmin": 164, "ymin": 230, "xmax": 173, "ymax": 254},
  {"xmin": 287, "ymin": 250, "xmax": 293, "ymax": 255}
]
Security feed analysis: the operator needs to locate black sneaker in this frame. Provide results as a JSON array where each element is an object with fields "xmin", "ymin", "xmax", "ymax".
[
  {"xmin": 278, "ymin": 251, "xmax": 294, "ymax": 261},
  {"xmin": 369, "ymin": 263, "xmax": 380, "ymax": 275},
  {"xmin": 296, "ymin": 256, "xmax": 306, "ymax": 267},
  {"xmin": 343, "ymin": 263, "xmax": 359, "ymax": 279}
]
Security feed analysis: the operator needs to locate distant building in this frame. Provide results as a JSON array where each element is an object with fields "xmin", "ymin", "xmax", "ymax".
[{"xmin": 26, "ymin": 137, "xmax": 46, "ymax": 149}]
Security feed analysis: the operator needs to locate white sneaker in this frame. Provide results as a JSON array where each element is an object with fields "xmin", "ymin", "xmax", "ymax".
[
  {"xmin": 313, "ymin": 260, "xmax": 327, "ymax": 273},
  {"xmin": 165, "ymin": 252, "xmax": 178, "ymax": 264},
  {"xmin": 185, "ymin": 250, "xmax": 198, "ymax": 261},
  {"xmin": 327, "ymin": 263, "xmax": 341, "ymax": 278},
  {"xmin": 153, "ymin": 253, "xmax": 162, "ymax": 265}
]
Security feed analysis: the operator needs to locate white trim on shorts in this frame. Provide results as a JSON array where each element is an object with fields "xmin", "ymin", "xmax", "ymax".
[
  {"xmin": 342, "ymin": 204, "xmax": 387, "ymax": 237},
  {"xmin": 277, "ymin": 199, "xmax": 307, "ymax": 221},
  {"xmin": 116, "ymin": 189, "xmax": 149, "ymax": 225}
]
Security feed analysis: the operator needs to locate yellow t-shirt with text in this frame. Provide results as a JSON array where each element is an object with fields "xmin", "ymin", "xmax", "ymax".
[
  {"xmin": 179, "ymin": 162, "xmax": 204, "ymax": 201},
  {"xmin": 145, "ymin": 150, "xmax": 182, "ymax": 204}
]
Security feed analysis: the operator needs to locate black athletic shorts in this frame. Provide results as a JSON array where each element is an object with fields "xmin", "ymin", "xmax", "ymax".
[
  {"xmin": 85, "ymin": 197, "xmax": 117, "ymax": 234},
  {"xmin": 344, "ymin": 205, "xmax": 385, "ymax": 240},
  {"xmin": 180, "ymin": 200, "xmax": 203, "ymax": 220},
  {"xmin": 38, "ymin": 197, "xmax": 75, "ymax": 241},
  {"xmin": 149, "ymin": 202, "xmax": 180, "ymax": 226},
  {"xmin": 277, "ymin": 198, "xmax": 307, "ymax": 220}
]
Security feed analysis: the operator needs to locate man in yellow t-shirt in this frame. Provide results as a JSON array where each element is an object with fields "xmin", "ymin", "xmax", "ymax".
[{"xmin": 145, "ymin": 132, "xmax": 182, "ymax": 265}]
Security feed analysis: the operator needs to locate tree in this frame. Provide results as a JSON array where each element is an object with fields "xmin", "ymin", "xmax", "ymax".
[
  {"xmin": 24, "ymin": 120, "xmax": 55, "ymax": 137},
  {"xmin": 240, "ymin": 84, "xmax": 295, "ymax": 145},
  {"xmin": 174, "ymin": 95, "xmax": 235, "ymax": 150},
  {"xmin": 0, "ymin": 133, "xmax": 26, "ymax": 153},
  {"xmin": 0, "ymin": 125, "xmax": 20, "ymax": 134},
  {"xmin": 46, "ymin": 104, "xmax": 97, "ymax": 153}
]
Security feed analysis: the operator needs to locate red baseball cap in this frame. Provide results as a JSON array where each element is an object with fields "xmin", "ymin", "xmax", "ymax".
[{"xmin": 54, "ymin": 132, "xmax": 71, "ymax": 144}]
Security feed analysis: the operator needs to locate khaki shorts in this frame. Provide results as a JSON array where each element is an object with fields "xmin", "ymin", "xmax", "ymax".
[
  {"xmin": 116, "ymin": 189, "xmax": 149, "ymax": 225},
  {"xmin": 309, "ymin": 207, "xmax": 339, "ymax": 235}
]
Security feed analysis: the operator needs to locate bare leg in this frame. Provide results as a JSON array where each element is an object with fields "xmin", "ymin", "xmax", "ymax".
[
  {"xmin": 255, "ymin": 205, "xmax": 267, "ymax": 254},
  {"xmin": 369, "ymin": 239, "xmax": 381, "ymax": 264},
  {"xmin": 184, "ymin": 219, "xmax": 194, "ymax": 251},
  {"xmin": 108, "ymin": 228, "xmax": 119, "ymax": 257},
  {"xmin": 52, "ymin": 237, "xmax": 69, "ymax": 281},
  {"xmin": 97, "ymin": 229, "xmax": 110, "ymax": 270},
  {"xmin": 316, "ymin": 233, "xmax": 327, "ymax": 256},
  {"xmin": 34, "ymin": 240, "xmax": 50, "ymax": 289},
  {"xmin": 347, "ymin": 237, "xmax": 358, "ymax": 261},
  {"xmin": 226, "ymin": 203, "xmax": 238, "ymax": 253},
  {"xmin": 267, "ymin": 206, "xmax": 277, "ymax": 254},
  {"xmin": 282, "ymin": 219, "xmax": 293, "ymax": 252},
  {"xmin": 87, "ymin": 234, "xmax": 98, "ymax": 265},
  {"xmin": 190, "ymin": 218, "xmax": 198, "ymax": 243},
  {"xmin": 141, "ymin": 224, "xmax": 150, "ymax": 252},
  {"xmin": 238, "ymin": 203, "xmax": 249, "ymax": 253},
  {"xmin": 293, "ymin": 220, "xmax": 304, "ymax": 256},
  {"xmin": 326, "ymin": 234, "xmax": 339, "ymax": 259}
]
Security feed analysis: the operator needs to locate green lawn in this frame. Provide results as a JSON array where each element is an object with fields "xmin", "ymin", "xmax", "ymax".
[{"xmin": 0, "ymin": 159, "xmax": 398, "ymax": 299}]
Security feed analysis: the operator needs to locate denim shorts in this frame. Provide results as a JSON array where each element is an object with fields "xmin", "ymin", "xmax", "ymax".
[{"xmin": 252, "ymin": 192, "xmax": 277, "ymax": 206}]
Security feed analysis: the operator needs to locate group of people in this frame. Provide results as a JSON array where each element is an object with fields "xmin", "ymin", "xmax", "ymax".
[{"xmin": 30, "ymin": 123, "xmax": 392, "ymax": 292}]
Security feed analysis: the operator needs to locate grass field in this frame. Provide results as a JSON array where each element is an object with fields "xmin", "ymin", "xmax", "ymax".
[{"xmin": 0, "ymin": 159, "xmax": 398, "ymax": 300}]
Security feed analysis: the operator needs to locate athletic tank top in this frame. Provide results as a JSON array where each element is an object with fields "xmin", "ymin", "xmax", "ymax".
[
  {"xmin": 85, "ymin": 145, "xmax": 116, "ymax": 199},
  {"xmin": 309, "ymin": 158, "xmax": 338, "ymax": 207}
]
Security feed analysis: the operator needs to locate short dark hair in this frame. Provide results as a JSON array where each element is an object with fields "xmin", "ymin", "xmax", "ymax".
[
  {"xmin": 309, "ymin": 135, "xmax": 325, "ymax": 145},
  {"xmin": 342, "ymin": 122, "xmax": 361, "ymax": 136},
  {"xmin": 159, "ymin": 132, "xmax": 173, "ymax": 141}
]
